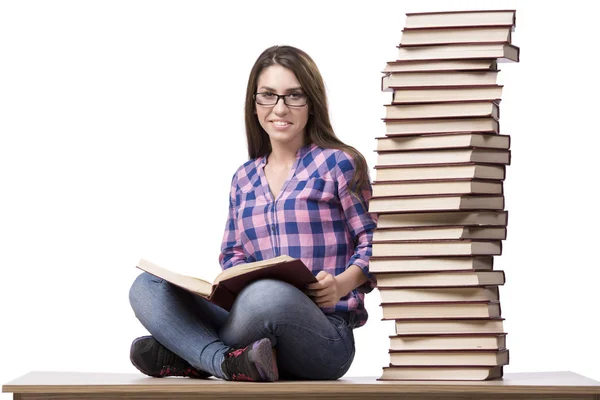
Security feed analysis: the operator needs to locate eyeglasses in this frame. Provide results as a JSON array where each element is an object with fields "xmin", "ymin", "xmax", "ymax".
[{"xmin": 254, "ymin": 92, "xmax": 308, "ymax": 107}]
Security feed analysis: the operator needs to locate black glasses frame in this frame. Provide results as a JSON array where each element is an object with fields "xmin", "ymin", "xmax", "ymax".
[{"xmin": 253, "ymin": 92, "xmax": 308, "ymax": 107}]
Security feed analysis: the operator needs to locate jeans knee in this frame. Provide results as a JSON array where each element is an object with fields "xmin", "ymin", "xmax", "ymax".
[
  {"xmin": 129, "ymin": 272, "xmax": 161, "ymax": 313},
  {"xmin": 236, "ymin": 279, "xmax": 302, "ymax": 315}
]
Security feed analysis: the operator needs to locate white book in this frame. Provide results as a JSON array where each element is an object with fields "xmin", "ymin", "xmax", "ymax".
[
  {"xmin": 372, "ymin": 180, "xmax": 503, "ymax": 198},
  {"xmin": 388, "ymin": 349, "xmax": 509, "ymax": 366},
  {"xmin": 368, "ymin": 195, "xmax": 505, "ymax": 214},
  {"xmin": 369, "ymin": 256, "xmax": 494, "ymax": 273},
  {"xmin": 393, "ymin": 85, "xmax": 503, "ymax": 103},
  {"xmin": 372, "ymin": 240, "xmax": 502, "ymax": 257},
  {"xmin": 404, "ymin": 10, "xmax": 516, "ymax": 29},
  {"xmin": 401, "ymin": 26, "xmax": 512, "ymax": 46},
  {"xmin": 374, "ymin": 164, "xmax": 506, "ymax": 182},
  {"xmin": 376, "ymin": 149, "xmax": 510, "ymax": 167},
  {"xmin": 397, "ymin": 43, "xmax": 519, "ymax": 62},
  {"xmin": 383, "ymin": 102, "xmax": 500, "ymax": 120}
]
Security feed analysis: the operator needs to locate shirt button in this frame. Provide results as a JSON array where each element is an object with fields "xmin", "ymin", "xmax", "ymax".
[{"xmin": 271, "ymin": 226, "xmax": 276, "ymax": 233}]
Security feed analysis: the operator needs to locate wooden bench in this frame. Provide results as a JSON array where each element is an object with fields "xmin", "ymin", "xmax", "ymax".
[{"xmin": 3, "ymin": 371, "xmax": 600, "ymax": 400}]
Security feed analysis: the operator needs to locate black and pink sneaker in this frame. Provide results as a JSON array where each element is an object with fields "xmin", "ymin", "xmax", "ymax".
[
  {"xmin": 130, "ymin": 336, "xmax": 211, "ymax": 379},
  {"xmin": 221, "ymin": 338, "xmax": 278, "ymax": 382}
]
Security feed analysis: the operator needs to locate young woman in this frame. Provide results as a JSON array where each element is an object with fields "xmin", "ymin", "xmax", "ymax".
[{"xmin": 129, "ymin": 45, "xmax": 377, "ymax": 381}]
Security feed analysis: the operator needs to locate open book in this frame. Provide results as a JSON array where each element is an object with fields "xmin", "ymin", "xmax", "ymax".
[{"xmin": 136, "ymin": 255, "xmax": 316, "ymax": 311}]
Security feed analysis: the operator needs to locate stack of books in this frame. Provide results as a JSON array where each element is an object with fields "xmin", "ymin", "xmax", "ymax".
[{"xmin": 371, "ymin": 10, "xmax": 519, "ymax": 381}]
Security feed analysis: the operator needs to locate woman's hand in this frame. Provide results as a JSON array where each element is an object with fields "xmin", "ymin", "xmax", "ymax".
[{"xmin": 305, "ymin": 271, "xmax": 342, "ymax": 308}]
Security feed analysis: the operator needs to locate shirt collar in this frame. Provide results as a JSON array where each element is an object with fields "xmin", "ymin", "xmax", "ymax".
[{"xmin": 258, "ymin": 142, "xmax": 315, "ymax": 170}]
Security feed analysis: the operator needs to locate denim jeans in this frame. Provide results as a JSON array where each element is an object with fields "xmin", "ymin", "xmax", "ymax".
[{"xmin": 129, "ymin": 272, "xmax": 356, "ymax": 380}]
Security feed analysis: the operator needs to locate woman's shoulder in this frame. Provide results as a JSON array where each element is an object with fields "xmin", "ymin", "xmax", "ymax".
[
  {"xmin": 307, "ymin": 145, "xmax": 353, "ymax": 162},
  {"xmin": 309, "ymin": 145, "xmax": 356, "ymax": 170},
  {"xmin": 300, "ymin": 145, "xmax": 356, "ymax": 181},
  {"xmin": 229, "ymin": 157, "xmax": 263, "ymax": 186}
]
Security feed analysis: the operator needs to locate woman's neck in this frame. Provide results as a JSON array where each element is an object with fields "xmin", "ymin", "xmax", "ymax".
[{"xmin": 268, "ymin": 138, "xmax": 308, "ymax": 167}]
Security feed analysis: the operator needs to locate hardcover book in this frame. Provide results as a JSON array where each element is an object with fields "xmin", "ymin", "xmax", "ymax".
[
  {"xmin": 403, "ymin": 10, "xmax": 516, "ymax": 29},
  {"xmin": 136, "ymin": 255, "xmax": 316, "ymax": 311}
]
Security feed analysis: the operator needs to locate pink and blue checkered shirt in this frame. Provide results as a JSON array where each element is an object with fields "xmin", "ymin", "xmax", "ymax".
[{"xmin": 219, "ymin": 143, "xmax": 377, "ymax": 327}]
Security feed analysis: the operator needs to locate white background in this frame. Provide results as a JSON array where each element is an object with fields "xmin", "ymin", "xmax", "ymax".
[{"xmin": 1, "ymin": 0, "xmax": 599, "ymax": 394}]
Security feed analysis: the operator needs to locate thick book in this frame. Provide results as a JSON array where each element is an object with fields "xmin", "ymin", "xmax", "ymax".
[
  {"xmin": 373, "ymin": 225, "xmax": 506, "ymax": 241},
  {"xmin": 370, "ymin": 256, "xmax": 494, "ymax": 273},
  {"xmin": 382, "ymin": 70, "xmax": 499, "ymax": 91},
  {"xmin": 368, "ymin": 195, "xmax": 505, "ymax": 214},
  {"xmin": 389, "ymin": 332, "xmax": 507, "ymax": 351},
  {"xmin": 383, "ymin": 58, "xmax": 498, "ymax": 73},
  {"xmin": 377, "ymin": 132, "xmax": 509, "ymax": 152},
  {"xmin": 392, "ymin": 85, "xmax": 503, "ymax": 104},
  {"xmin": 396, "ymin": 43, "xmax": 520, "ymax": 62},
  {"xmin": 388, "ymin": 349, "xmax": 509, "ymax": 367},
  {"xmin": 375, "ymin": 211, "xmax": 508, "ymax": 229},
  {"xmin": 400, "ymin": 26, "xmax": 512, "ymax": 47},
  {"xmin": 394, "ymin": 318, "xmax": 505, "ymax": 335},
  {"xmin": 384, "ymin": 117, "xmax": 499, "ymax": 136},
  {"xmin": 404, "ymin": 10, "xmax": 516, "ymax": 29},
  {"xmin": 379, "ymin": 365, "xmax": 503, "ymax": 381},
  {"xmin": 382, "ymin": 301, "xmax": 501, "ymax": 320},
  {"xmin": 374, "ymin": 164, "xmax": 506, "ymax": 182},
  {"xmin": 372, "ymin": 240, "xmax": 502, "ymax": 257},
  {"xmin": 372, "ymin": 179, "xmax": 503, "ymax": 198},
  {"xmin": 383, "ymin": 102, "xmax": 500, "ymax": 120},
  {"xmin": 379, "ymin": 286, "xmax": 499, "ymax": 303},
  {"xmin": 136, "ymin": 255, "xmax": 316, "ymax": 311},
  {"xmin": 376, "ymin": 270, "xmax": 506, "ymax": 288},
  {"xmin": 375, "ymin": 148, "xmax": 511, "ymax": 167}
]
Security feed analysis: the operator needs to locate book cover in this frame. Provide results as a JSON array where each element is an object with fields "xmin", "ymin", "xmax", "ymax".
[
  {"xmin": 389, "ymin": 332, "xmax": 507, "ymax": 351},
  {"xmin": 404, "ymin": 10, "xmax": 516, "ymax": 30},
  {"xmin": 383, "ymin": 58, "xmax": 498, "ymax": 73},
  {"xmin": 379, "ymin": 365, "xmax": 503, "ymax": 380},
  {"xmin": 400, "ymin": 26, "xmax": 512, "ymax": 47},
  {"xmin": 137, "ymin": 255, "xmax": 317, "ymax": 311}
]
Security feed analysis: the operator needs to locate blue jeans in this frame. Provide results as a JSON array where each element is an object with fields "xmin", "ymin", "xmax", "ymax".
[{"xmin": 129, "ymin": 272, "xmax": 356, "ymax": 380}]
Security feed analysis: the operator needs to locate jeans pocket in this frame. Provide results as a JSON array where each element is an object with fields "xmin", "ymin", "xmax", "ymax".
[
  {"xmin": 326, "ymin": 315, "xmax": 355, "ymax": 380},
  {"xmin": 327, "ymin": 312, "xmax": 354, "ymax": 330},
  {"xmin": 328, "ymin": 336, "xmax": 355, "ymax": 380}
]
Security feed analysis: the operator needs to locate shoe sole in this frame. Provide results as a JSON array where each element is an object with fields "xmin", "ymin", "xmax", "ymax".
[{"xmin": 248, "ymin": 338, "xmax": 279, "ymax": 382}]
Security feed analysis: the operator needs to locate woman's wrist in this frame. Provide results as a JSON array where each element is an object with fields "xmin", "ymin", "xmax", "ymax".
[{"xmin": 335, "ymin": 264, "xmax": 369, "ymax": 297}]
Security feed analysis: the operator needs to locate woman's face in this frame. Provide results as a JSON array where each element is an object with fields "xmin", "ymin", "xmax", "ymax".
[{"xmin": 255, "ymin": 65, "xmax": 310, "ymax": 149}]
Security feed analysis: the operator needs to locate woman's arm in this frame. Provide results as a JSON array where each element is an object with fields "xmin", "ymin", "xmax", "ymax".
[
  {"xmin": 219, "ymin": 172, "xmax": 247, "ymax": 270},
  {"xmin": 334, "ymin": 150, "xmax": 378, "ymax": 291},
  {"xmin": 305, "ymin": 150, "xmax": 377, "ymax": 307}
]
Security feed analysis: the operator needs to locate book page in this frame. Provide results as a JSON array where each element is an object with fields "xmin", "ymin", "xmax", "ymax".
[
  {"xmin": 213, "ymin": 254, "xmax": 294, "ymax": 284},
  {"xmin": 137, "ymin": 258, "xmax": 213, "ymax": 297}
]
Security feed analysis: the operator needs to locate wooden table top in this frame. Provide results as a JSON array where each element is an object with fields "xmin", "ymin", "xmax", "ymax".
[{"xmin": 3, "ymin": 371, "xmax": 600, "ymax": 395}]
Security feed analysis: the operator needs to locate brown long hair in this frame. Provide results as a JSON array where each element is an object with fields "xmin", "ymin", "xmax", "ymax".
[{"xmin": 244, "ymin": 45, "xmax": 370, "ymax": 194}]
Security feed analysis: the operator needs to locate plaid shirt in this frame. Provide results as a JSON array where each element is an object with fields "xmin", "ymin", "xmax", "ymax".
[{"xmin": 219, "ymin": 143, "xmax": 377, "ymax": 327}]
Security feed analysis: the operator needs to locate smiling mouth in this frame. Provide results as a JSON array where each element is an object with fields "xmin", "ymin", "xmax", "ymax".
[{"xmin": 271, "ymin": 121, "xmax": 291, "ymax": 127}]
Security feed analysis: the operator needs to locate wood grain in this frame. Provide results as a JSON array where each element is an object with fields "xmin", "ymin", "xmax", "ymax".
[{"xmin": 3, "ymin": 371, "xmax": 600, "ymax": 400}]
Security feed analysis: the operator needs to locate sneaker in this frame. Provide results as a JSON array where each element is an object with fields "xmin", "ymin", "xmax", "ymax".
[
  {"xmin": 221, "ymin": 338, "xmax": 278, "ymax": 382},
  {"xmin": 130, "ymin": 336, "xmax": 211, "ymax": 379}
]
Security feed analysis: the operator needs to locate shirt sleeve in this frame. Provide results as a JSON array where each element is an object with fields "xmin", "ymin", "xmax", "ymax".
[
  {"xmin": 334, "ymin": 150, "xmax": 378, "ymax": 293},
  {"xmin": 218, "ymin": 172, "xmax": 247, "ymax": 270}
]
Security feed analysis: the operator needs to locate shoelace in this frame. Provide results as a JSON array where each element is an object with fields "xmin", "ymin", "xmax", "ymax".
[
  {"xmin": 232, "ymin": 373, "xmax": 254, "ymax": 381},
  {"xmin": 159, "ymin": 365, "xmax": 206, "ymax": 378},
  {"xmin": 223, "ymin": 346, "xmax": 258, "ymax": 381}
]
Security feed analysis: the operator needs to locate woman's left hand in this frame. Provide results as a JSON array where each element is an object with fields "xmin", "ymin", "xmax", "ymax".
[{"xmin": 305, "ymin": 271, "xmax": 342, "ymax": 308}]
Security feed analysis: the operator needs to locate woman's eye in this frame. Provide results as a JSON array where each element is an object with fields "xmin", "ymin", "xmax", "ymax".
[
  {"xmin": 289, "ymin": 93, "xmax": 305, "ymax": 99},
  {"xmin": 262, "ymin": 92, "xmax": 275, "ymax": 98}
]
